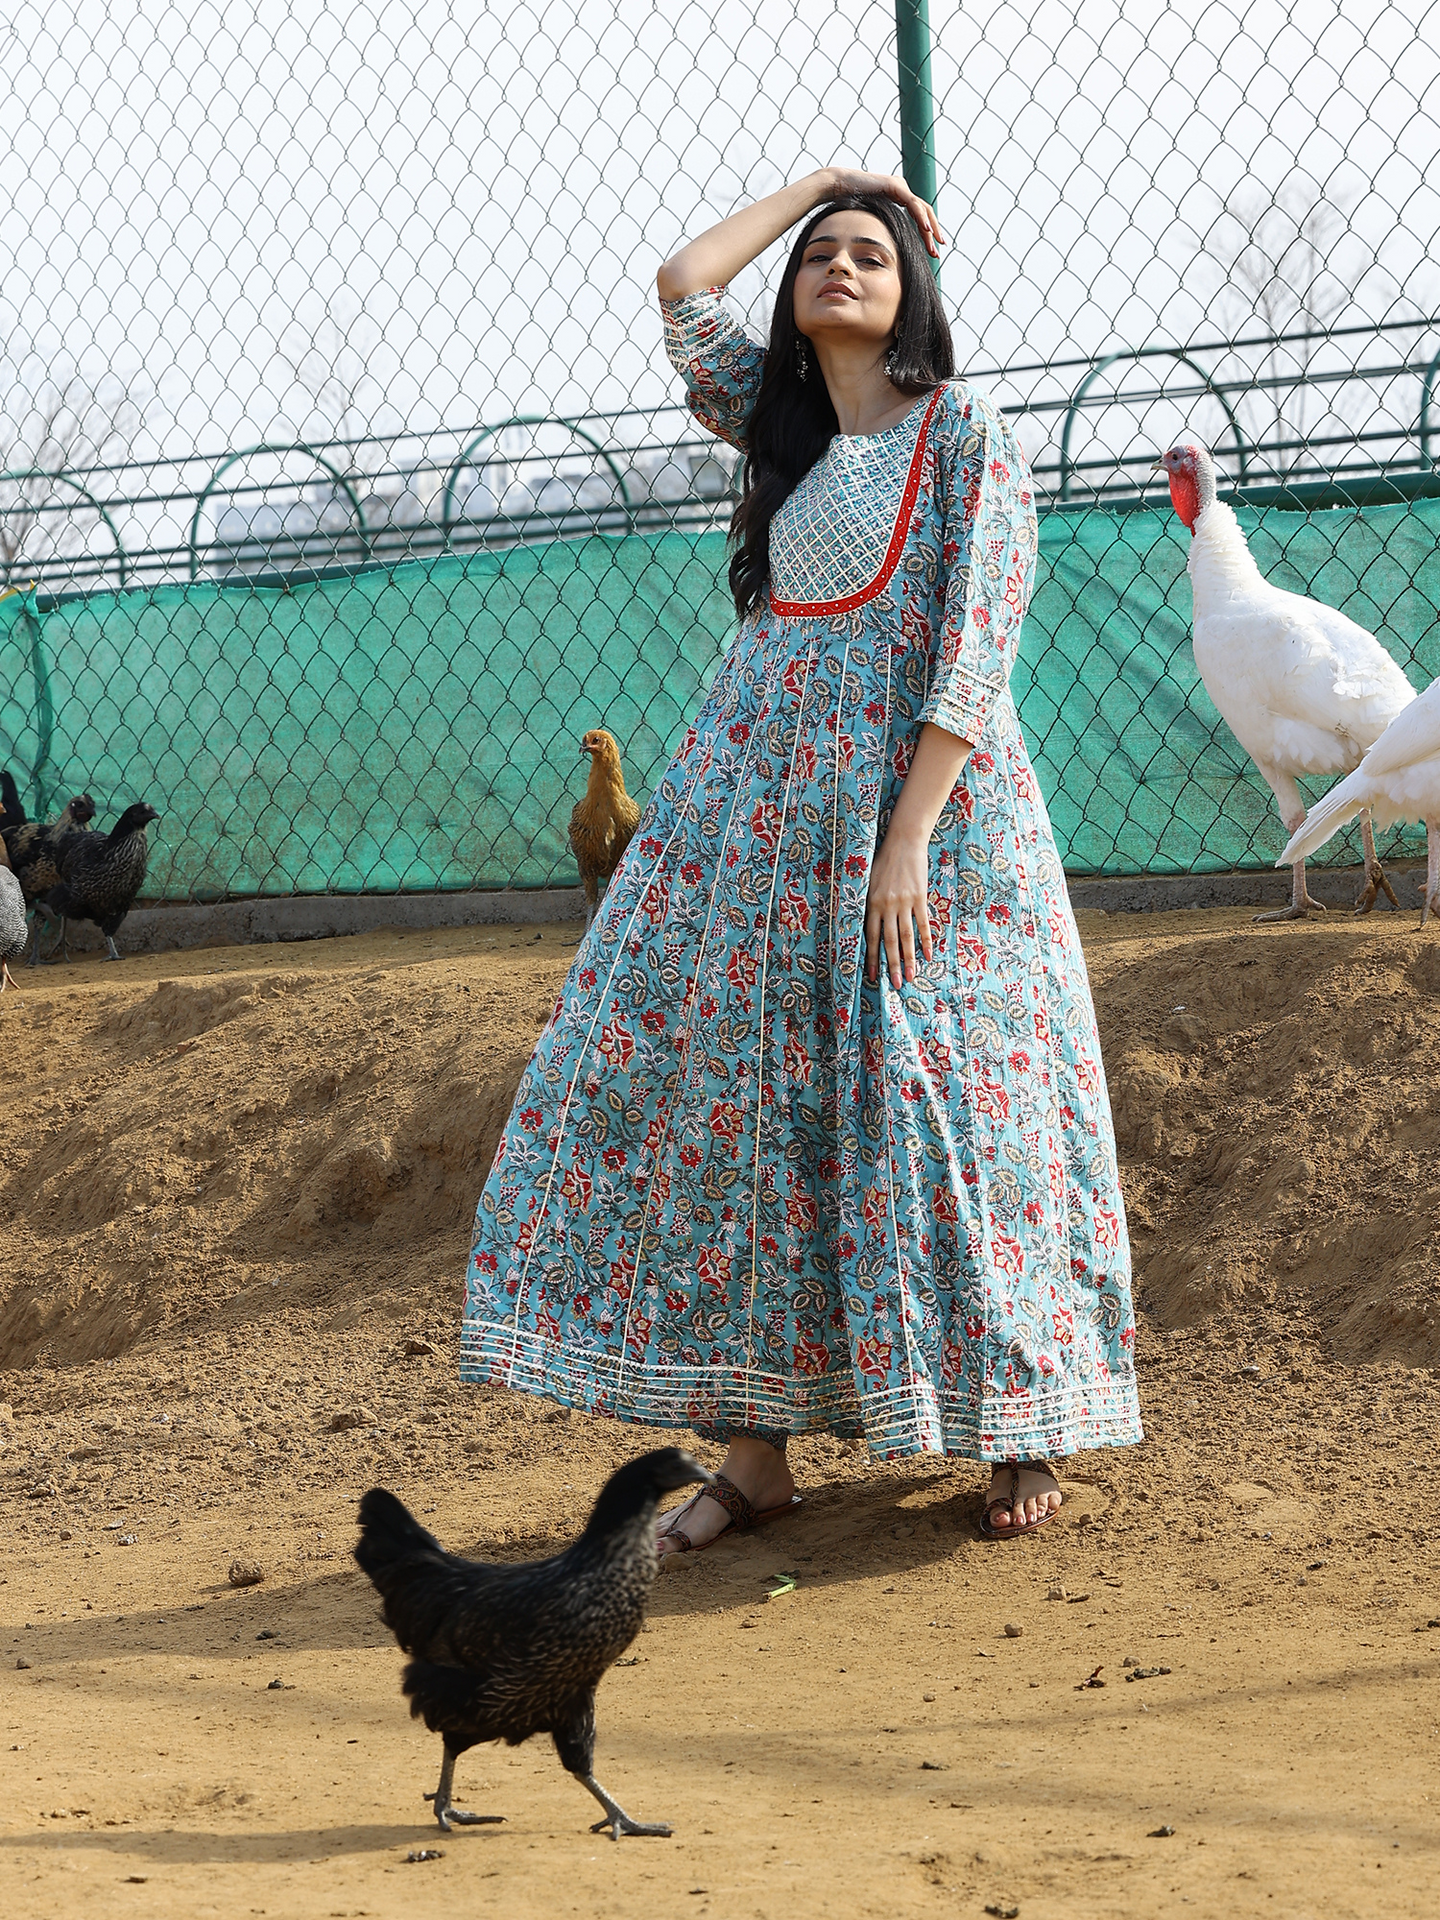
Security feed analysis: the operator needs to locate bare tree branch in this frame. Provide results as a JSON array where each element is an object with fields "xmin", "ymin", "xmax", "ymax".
[
  {"xmin": 272, "ymin": 299, "xmax": 385, "ymax": 477},
  {"xmin": 0, "ymin": 366, "xmax": 148, "ymax": 585}
]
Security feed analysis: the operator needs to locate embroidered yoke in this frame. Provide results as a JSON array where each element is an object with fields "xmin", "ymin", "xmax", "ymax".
[{"xmin": 462, "ymin": 286, "xmax": 1143, "ymax": 1463}]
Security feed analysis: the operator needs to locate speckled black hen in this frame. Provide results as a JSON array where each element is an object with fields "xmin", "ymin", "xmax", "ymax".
[
  {"xmin": 38, "ymin": 800, "xmax": 159, "ymax": 962},
  {"xmin": 1, "ymin": 779, "xmax": 98, "ymax": 906},
  {"xmin": 354, "ymin": 1447, "xmax": 713, "ymax": 1838}
]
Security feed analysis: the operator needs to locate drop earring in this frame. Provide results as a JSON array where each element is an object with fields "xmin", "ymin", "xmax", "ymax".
[
  {"xmin": 794, "ymin": 333, "xmax": 809, "ymax": 381},
  {"xmin": 884, "ymin": 344, "xmax": 897, "ymax": 380}
]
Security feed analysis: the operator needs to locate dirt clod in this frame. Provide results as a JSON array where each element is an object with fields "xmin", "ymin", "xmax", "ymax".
[{"xmin": 227, "ymin": 1560, "xmax": 264, "ymax": 1589}]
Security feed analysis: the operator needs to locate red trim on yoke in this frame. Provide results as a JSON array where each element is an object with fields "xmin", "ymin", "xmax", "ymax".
[{"xmin": 768, "ymin": 386, "xmax": 944, "ymax": 618}]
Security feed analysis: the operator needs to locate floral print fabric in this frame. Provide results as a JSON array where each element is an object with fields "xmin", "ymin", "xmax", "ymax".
[{"xmin": 462, "ymin": 287, "xmax": 1142, "ymax": 1463}]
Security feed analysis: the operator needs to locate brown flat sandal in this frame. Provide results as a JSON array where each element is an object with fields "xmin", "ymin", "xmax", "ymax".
[
  {"xmin": 980, "ymin": 1461, "xmax": 1061, "ymax": 1540},
  {"xmin": 657, "ymin": 1471, "xmax": 802, "ymax": 1555}
]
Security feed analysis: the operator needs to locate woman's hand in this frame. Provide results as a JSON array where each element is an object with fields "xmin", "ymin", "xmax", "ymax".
[
  {"xmin": 657, "ymin": 171, "xmax": 839, "ymax": 300},
  {"xmin": 823, "ymin": 168, "xmax": 945, "ymax": 257},
  {"xmin": 866, "ymin": 824, "xmax": 933, "ymax": 989},
  {"xmin": 865, "ymin": 722, "xmax": 974, "ymax": 989},
  {"xmin": 656, "ymin": 167, "xmax": 945, "ymax": 302}
]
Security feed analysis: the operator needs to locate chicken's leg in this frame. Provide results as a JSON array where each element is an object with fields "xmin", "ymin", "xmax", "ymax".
[
  {"xmin": 28, "ymin": 905, "xmax": 68, "ymax": 965},
  {"xmin": 423, "ymin": 1744, "xmax": 505, "ymax": 1832},
  {"xmin": 1353, "ymin": 807, "xmax": 1401, "ymax": 914},
  {"xmin": 580, "ymin": 1770, "xmax": 673, "ymax": 1840},
  {"xmin": 1, "ymin": 961, "xmax": 15, "ymax": 993}
]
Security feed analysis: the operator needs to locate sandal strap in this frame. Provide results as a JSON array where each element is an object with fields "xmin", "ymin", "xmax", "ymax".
[
  {"xmin": 706, "ymin": 1472, "xmax": 758, "ymax": 1531},
  {"xmin": 665, "ymin": 1528, "xmax": 694, "ymax": 1554},
  {"xmin": 987, "ymin": 1463, "xmax": 1020, "ymax": 1518}
]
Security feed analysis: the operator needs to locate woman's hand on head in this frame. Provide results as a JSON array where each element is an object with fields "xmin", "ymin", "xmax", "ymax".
[
  {"xmin": 821, "ymin": 168, "xmax": 945, "ymax": 256},
  {"xmin": 865, "ymin": 825, "xmax": 933, "ymax": 991}
]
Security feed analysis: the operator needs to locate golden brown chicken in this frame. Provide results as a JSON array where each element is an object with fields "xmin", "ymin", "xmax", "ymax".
[{"xmin": 569, "ymin": 729, "xmax": 641, "ymax": 932}]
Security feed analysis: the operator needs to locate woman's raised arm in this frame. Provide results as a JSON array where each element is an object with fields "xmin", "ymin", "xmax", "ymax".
[{"xmin": 655, "ymin": 167, "xmax": 943, "ymax": 301}]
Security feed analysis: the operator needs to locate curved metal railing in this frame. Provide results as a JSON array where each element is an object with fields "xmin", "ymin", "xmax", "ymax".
[
  {"xmin": 1056, "ymin": 347, "xmax": 1251, "ymax": 502},
  {"xmin": 186, "ymin": 444, "xmax": 373, "ymax": 581},
  {"xmin": 0, "ymin": 469, "xmax": 131, "ymax": 588},
  {"xmin": 439, "ymin": 415, "xmax": 638, "ymax": 546},
  {"xmin": 1, "ymin": 315, "xmax": 1438, "ymax": 596}
]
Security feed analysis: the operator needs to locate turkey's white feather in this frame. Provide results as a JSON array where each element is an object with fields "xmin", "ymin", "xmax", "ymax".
[
  {"xmin": 1279, "ymin": 675, "xmax": 1440, "ymax": 866},
  {"xmin": 1187, "ymin": 500, "xmax": 1415, "ymax": 787}
]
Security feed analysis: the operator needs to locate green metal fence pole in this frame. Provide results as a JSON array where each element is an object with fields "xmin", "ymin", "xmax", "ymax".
[{"xmin": 895, "ymin": 0, "xmax": 939, "ymax": 275}]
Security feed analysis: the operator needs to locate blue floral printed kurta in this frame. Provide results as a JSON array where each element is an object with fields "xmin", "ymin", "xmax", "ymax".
[{"xmin": 462, "ymin": 287, "xmax": 1142, "ymax": 1463}]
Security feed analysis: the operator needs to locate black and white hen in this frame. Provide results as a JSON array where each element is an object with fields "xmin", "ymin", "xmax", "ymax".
[
  {"xmin": 354, "ymin": 1447, "xmax": 713, "ymax": 1838},
  {"xmin": 0, "ymin": 866, "xmax": 24, "ymax": 991},
  {"xmin": 38, "ymin": 801, "xmax": 159, "ymax": 962}
]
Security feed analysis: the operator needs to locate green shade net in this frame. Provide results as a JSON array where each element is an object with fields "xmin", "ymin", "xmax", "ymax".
[{"xmin": 2, "ymin": 498, "xmax": 1438, "ymax": 900}]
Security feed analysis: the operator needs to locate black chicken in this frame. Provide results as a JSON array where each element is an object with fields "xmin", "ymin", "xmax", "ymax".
[
  {"xmin": 37, "ymin": 800, "xmax": 158, "ymax": 962},
  {"xmin": 1, "ymin": 781, "xmax": 98, "ymax": 905},
  {"xmin": 354, "ymin": 1447, "xmax": 713, "ymax": 1838}
]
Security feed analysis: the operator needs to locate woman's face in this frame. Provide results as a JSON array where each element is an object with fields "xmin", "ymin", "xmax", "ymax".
[{"xmin": 792, "ymin": 211, "xmax": 904, "ymax": 351}]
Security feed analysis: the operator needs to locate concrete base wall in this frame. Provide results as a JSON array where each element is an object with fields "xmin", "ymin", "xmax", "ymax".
[
  {"xmin": 1066, "ymin": 862, "xmax": 1428, "ymax": 914},
  {"xmin": 36, "ymin": 860, "xmax": 1429, "ymax": 960},
  {"xmin": 43, "ymin": 886, "xmax": 589, "ymax": 957}
]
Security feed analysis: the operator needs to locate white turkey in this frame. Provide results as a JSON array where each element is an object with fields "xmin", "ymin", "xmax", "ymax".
[
  {"xmin": 1278, "ymin": 675, "xmax": 1440, "ymax": 928},
  {"xmin": 1157, "ymin": 442, "xmax": 1417, "ymax": 920}
]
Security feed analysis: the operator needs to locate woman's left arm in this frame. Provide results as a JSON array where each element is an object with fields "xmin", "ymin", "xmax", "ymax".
[
  {"xmin": 865, "ymin": 723, "xmax": 972, "ymax": 988},
  {"xmin": 865, "ymin": 389, "xmax": 1039, "ymax": 990}
]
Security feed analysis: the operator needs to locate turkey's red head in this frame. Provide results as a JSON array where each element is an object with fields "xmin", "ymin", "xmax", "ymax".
[{"xmin": 1157, "ymin": 442, "xmax": 1215, "ymax": 532}]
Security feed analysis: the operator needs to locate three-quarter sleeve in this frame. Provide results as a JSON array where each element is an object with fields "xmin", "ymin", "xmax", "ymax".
[
  {"xmin": 917, "ymin": 385, "xmax": 1039, "ymax": 744},
  {"xmin": 660, "ymin": 286, "xmax": 767, "ymax": 452}
]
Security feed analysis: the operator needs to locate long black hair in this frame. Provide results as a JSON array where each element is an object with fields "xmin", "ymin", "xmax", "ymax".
[{"xmin": 728, "ymin": 194, "xmax": 954, "ymax": 619}]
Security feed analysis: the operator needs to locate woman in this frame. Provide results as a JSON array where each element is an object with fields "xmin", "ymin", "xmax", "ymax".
[{"xmin": 464, "ymin": 166, "xmax": 1142, "ymax": 1547}]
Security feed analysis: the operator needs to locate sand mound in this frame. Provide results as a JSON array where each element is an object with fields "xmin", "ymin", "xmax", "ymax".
[
  {"xmin": 1094, "ymin": 916, "xmax": 1440, "ymax": 1366},
  {"xmin": 1, "ymin": 911, "xmax": 1437, "ymax": 1375},
  {"xmin": 0, "ymin": 936, "xmax": 556, "ymax": 1369}
]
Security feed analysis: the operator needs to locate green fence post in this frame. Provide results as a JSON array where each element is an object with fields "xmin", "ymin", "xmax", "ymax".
[
  {"xmin": 895, "ymin": 0, "xmax": 939, "ymax": 276},
  {"xmin": 22, "ymin": 592, "xmax": 56, "ymax": 821}
]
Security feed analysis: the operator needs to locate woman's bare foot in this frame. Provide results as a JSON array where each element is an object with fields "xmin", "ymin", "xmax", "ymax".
[
  {"xmin": 985, "ymin": 1461, "xmax": 1062, "ymax": 1534},
  {"xmin": 656, "ymin": 1436, "xmax": 796, "ymax": 1557}
]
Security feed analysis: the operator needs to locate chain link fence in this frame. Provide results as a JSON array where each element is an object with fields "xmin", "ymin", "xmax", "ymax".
[{"xmin": 3, "ymin": 0, "xmax": 1440, "ymax": 897}]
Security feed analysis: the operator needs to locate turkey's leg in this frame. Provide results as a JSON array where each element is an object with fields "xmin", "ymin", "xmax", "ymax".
[
  {"xmin": 1255, "ymin": 789, "xmax": 1326, "ymax": 923},
  {"xmin": 1354, "ymin": 807, "xmax": 1401, "ymax": 914},
  {"xmin": 423, "ymin": 1744, "xmax": 505, "ymax": 1832},
  {"xmin": 0, "ymin": 960, "xmax": 14, "ymax": 992},
  {"xmin": 1421, "ymin": 820, "xmax": 1440, "ymax": 930},
  {"xmin": 1254, "ymin": 857, "xmax": 1327, "ymax": 924},
  {"xmin": 580, "ymin": 1770, "xmax": 673, "ymax": 1840}
]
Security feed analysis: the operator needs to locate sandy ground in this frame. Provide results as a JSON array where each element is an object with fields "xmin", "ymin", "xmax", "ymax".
[{"xmin": 1, "ymin": 908, "xmax": 1438, "ymax": 1918}]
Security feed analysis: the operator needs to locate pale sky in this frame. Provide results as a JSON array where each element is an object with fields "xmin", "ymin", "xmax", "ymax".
[{"xmin": 2, "ymin": 0, "xmax": 1438, "ymax": 562}]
